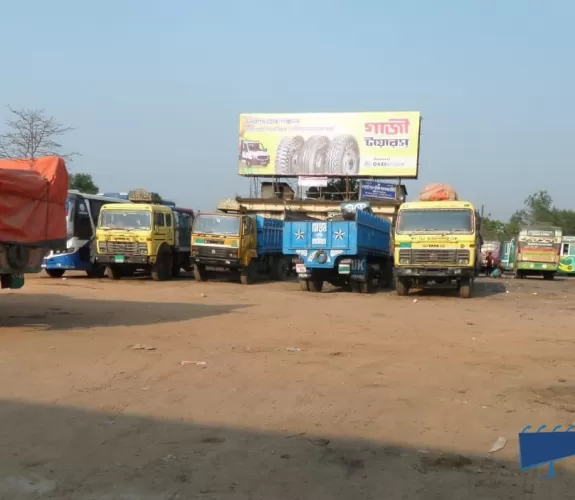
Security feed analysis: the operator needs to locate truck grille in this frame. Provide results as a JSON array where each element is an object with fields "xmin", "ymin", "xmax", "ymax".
[
  {"xmin": 195, "ymin": 246, "xmax": 237, "ymax": 259},
  {"xmin": 99, "ymin": 241, "xmax": 147, "ymax": 255},
  {"xmin": 399, "ymin": 249, "xmax": 469, "ymax": 265}
]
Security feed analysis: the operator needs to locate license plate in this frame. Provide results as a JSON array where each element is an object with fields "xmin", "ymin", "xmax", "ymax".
[
  {"xmin": 114, "ymin": 255, "xmax": 125, "ymax": 263},
  {"xmin": 296, "ymin": 264, "xmax": 307, "ymax": 273}
]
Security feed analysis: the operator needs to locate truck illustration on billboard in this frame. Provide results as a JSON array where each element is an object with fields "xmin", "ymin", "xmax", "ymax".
[
  {"xmin": 238, "ymin": 112, "xmax": 421, "ymax": 178},
  {"xmin": 238, "ymin": 139, "xmax": 270, "ymax": 167}
]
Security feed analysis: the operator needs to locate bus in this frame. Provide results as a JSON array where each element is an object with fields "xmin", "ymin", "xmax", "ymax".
[
  {"xmin": 558, "ymin": 236, "xmax": 575, "ymax": 276},
  {"xmin": 42, "ymin": 191, "xmax": 129, "ymax": 278}
]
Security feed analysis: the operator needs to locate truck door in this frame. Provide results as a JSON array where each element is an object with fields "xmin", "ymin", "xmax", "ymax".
[{"xmin": 153, "ymin": 211, "xmax": 169, "ymax": 249}]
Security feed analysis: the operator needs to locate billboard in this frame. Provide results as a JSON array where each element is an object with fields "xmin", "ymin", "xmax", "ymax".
[
  {"xmin": 359, "ymin": 180, "xmax": 397, "ymax": 201},
  {"xmin": 238, "ymin": 112, "xmax": 421, "ymax": 178}
]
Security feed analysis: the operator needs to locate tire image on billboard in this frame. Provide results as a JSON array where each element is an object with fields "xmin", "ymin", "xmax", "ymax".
[
  {"xmin": 274, "ymin": 135, "xmax": 305, "ymax": 175},
  {"xmin": 299, "ymin": 135, "xmax": 331, "ymax": 175},
  {"xmin": 325, "ymin": 135, "xmax": 360, "ymax": 175}
]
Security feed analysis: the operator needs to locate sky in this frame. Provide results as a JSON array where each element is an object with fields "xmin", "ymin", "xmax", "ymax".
[{"xmin": 1, "ymin": 0, "xmax": 573, "ymax": 220}]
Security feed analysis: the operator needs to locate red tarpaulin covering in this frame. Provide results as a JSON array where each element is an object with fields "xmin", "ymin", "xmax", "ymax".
[{"xmin": 0, "ymin": 156, "xmax": 68, "ymax": 247}]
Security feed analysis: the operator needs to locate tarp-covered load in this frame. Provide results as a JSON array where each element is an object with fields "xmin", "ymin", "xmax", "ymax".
[
  {"xmin": 0, "ymin": 156, "xmax": 68, "ymax": 247},
  {"xmin": 419, "ymin": 183, "xmax": 459, "ymax": 201}
]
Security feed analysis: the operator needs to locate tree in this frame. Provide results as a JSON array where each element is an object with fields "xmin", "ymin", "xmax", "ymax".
[
  {"xmin": 0, "ymin": 106, "xmax": 79, "ymax": 161},
  {"xmin": 69, "ymin": 173, "xmax": 99, "ymax": 194}
]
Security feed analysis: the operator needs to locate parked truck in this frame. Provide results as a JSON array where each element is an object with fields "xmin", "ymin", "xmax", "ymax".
[
  {"xmin": 513, "ymin": 225, "xmax": 562, "ymax": 279},
  {"xmin": 95, "ymin": 189, "xmax": 194, "ymax": 280},
  {"xmin": 394, "ymin": 185, "xmax": 481, "ymax": 298},
  {"xmin": 1, "ymin": 156, "xmax": 68, "ymax": 290},
  {"xmin": 191, "ymin": 211, "xmax": 287, "ymax": 284},
  {"xmin": 285, "ymin": 201, "xmax": 393, "ymax": 293}
]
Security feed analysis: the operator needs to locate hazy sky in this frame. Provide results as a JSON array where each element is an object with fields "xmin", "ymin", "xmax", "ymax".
[{"xmin": 1, "ymin": 0, "xmax": 572, "ymax": 219}]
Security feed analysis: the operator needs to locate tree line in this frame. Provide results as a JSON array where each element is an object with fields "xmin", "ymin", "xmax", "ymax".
[
  {"xmin": 482, "ymin": 191, "xmax": 575, "ymax": 240},
  {"xmin": 0, "ymin": 106, "xmax": 99, "ymax": 194}
]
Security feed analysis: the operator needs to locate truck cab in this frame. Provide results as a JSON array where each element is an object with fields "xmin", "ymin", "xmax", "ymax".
[
  {"xmin": 95, "ymin": 189, "xmax": 193, "ymax": 281},
  {"xmin": 393, "ymin": 200, "xmax": 481, "ymax": 298},
  {"xmin": 239, "ymin": 139, "xmax": 270, "ymax": 167},
  {"xmin": 191, "ymin": 211, "xmax": 285, "ymax": 284}
]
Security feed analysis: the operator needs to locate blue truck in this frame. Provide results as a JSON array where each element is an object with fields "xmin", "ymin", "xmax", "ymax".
[
  {"xmin": 283, "ymin": 202, "xmax": 393, "ymax": 293},
  {"xmin": 191, "ymin": 212, "xmax": 288, "ymax": 284}
]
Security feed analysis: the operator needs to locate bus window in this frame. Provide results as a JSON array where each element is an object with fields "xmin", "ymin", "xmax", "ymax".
[{"xmin": 562, "ymin": 243, "xmax": 570, "ymax": 255}]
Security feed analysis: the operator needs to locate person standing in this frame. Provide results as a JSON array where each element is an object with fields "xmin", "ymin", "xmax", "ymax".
[{"xmin": 485, "ymin": 251, "xmax": 494, "ymax": 277}]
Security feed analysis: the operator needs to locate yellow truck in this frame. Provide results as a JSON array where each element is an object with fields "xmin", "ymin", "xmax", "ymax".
[
  {"xmin": 393, "ymin": 199, "xmax": 481, "ymax": 298},
  {"xmin": 95, "ymin": 189, "xmax": 194, "ymax": 281}
]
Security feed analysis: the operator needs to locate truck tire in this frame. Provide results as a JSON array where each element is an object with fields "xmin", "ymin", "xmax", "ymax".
[
  {"xmin": 151, "ymin": 250, "xmax": 173, "ymax": 281},
  {"xmin": 350, "ymin": 280, "xmax": 361, "ymax": 293},
  {"xmin": 193, "ymin": 263, "xmax": 208, "ymax": 282},
  {"xmin": 309, "ymin": 277, "xmax": 323, "ymax": 292},
  {"xmin": 270, "ymin": 257, "xmax": 288, "ymax": 281},
  {"xmin": 359, "ymin": 279, "xmax": 376, "ymax": 293},
  {"xmin": 300, "ymin": 279, "xmax": 310, "ymax": 291},
  {"xmin": 396, "ymin": 277, "xmax": 409, "ymax": 296},
  {"xmin": 380, "ymin": 260, "xmax": 394, "ymax": 289},
  {"xmin": 45, "ymin": 269, "xmax": 65, "ymax": 278},
  {"xmin": 325, "ymin": 135, "xmax": 360, "ymax": 175},
  {"xmin": 107, "ymin": 265, "xmax": 123, "ymax": 280},
  {"xmin": 543, "ymin": 272, "xmax": 555, "ymax": 281},
  {"xmin": 86, "ymin": 265, "xmax": 106, "ymax": 278},
  {"xmin": 275, "ymin": 135, "xmax": 305, "ymax": 175},
  {"xmin": 172, "ymin": 259, "xmax": 182, "ymax": 278},
  {"xmin": 7, "ymin": 245, "xmax": 30, "ymax": 270},
  {"xmin": 299, "ymin": 136, "xmax": 331, "ymax": 175},
  {"xmin": 459, "ymin": 278, "xmax": 474, "ymax": 298},
  {"xmin": 240, "ymin": 260, "xmax": 257, "ymax": 285}
]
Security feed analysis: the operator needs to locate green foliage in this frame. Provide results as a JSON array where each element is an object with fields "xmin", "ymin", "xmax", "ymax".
[
  {"xmin": 69, "ymin": 173, "xmax": 99, "ymax": 194},
  {"xmin": 483, "ymin": 190, "xmax": 575, "ymax": 240}
]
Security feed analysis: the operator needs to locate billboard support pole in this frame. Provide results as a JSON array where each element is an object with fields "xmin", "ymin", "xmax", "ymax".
[{"xmin": 345, "ymin": 176, "xmax": 350, "ymax": 201}]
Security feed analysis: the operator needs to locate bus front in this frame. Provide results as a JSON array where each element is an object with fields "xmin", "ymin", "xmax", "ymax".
[{"xmin": 515, "ymin": 226, "xmax": 562, "ymax": 280}]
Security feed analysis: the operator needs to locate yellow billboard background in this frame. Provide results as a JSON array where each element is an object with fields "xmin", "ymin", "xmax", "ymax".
[{"xmin": 238, "ymin": 112, "xmax": 421, "ymax": 178}]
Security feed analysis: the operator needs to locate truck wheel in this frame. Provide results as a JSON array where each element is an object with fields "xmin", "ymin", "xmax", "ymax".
[
  {"xmin": 194, "ymin": 264, "xmax": 208, "ymax": 282},
  {"xmin": 380, "ymin": 261, "xmax": 394, "ymax": 288},
  {"xmin": 359, "ymin": 279, "xmax": 377, "ymax": 293},
  {"xmin": 325, "ymin": 135, "xmax": 360, "ymax": 175},
  {"xmin": 240, "ymin": 261, "xmax": 257, "ymax": 285},
  {"xmin": 271, "ymin": 257, "xmax": 288, "ymax": 281},
  {"xmin": 151, "ymin": 250, "xmax": 173, "ymax": 281},
  {"xmin": 45, "ymin": 269, "xmax": 65, "ymax": 278},
  {"xmin": 459, "ymin": 278, "xmax": 474, "ymax": 298},
  {"xmin": 300, "ymin": 279, "xmax": 310, "ymax": 291},
  {"xmin": 275, "ymin": 135, "xmax": 305, "ymax": 175},
  {"xmin": 106, "ymin": 265, "xmax": 123, "ymax": 280},
  {"xmin": 86, "ymin": 265, "xmax": 106, "ymax": 278},
  {"xmin": 396, "ymin": 278, "xmax": 409, "ymax": 296},
  {"xmin": 309, "ymin": 278, "xmax": 323, "ymax": 292},
  {"xmin": 299, "ymin": 136, "xmax": 331, "ymax": 175},
  {"xmin": 543, "ymin": 272, "xmax": 555, "ymax": 281},
  {"xmin": 350, "ymin": 280, "xmax": 361, "ymax": 293},
  {"xmin": 172, "ymin": 259, "xmax": 182, "ymax": 278}
]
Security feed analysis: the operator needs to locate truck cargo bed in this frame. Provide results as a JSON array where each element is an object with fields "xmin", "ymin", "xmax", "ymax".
[{"xmin": 255, "ymin": 215, "xmax": 283, "ymax": 255}]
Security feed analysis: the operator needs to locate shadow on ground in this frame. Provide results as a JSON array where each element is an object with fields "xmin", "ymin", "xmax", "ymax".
[
  {"xmin": 409, "ymin": 279, "xmax": 507, "ymax": 299},
  {"xmin": 0, "ymin": 294, "xmax": 247, "ymax": 331},
  {"xmin": 0, "ymin": 398, "xmax": 568, "ymax": 499}
]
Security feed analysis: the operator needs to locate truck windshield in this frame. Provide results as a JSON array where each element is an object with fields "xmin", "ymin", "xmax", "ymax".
[
  {"xmin": 397, "ymin": 209, "xmax": 473, "ymax": 233},
  {"xmin": 194, "ymin": 215, "xmax": 240, "ymax": 235},
  {"xmin": 247, "ymin": 142, "xmax": 264, "ymax": 151},
  {"xmin": 99, "ymin": 210, "xmax": 151, "ymax": 230}
]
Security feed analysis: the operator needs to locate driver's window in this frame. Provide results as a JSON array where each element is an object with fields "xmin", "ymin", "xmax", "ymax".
[{"xmin": 562, "ymin": 243, "xmax": 569, "ymax": 255}]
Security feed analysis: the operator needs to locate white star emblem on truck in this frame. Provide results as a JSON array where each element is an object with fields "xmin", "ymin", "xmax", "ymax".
[
  {"xmin": 295, "ymin": 230, "xmax": 304, "ymax": 239},
  {"xmin": 334, "ymin": 229, "xmax": 345, "ymax": 240}
]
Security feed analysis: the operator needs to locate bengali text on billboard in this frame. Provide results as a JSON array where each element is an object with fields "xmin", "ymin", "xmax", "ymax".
[{"xmin": 238, "ymin": 112, "xmax": 421, "ymax": 178}]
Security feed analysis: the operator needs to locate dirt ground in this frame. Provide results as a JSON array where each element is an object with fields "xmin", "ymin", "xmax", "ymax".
[{"xmin": 1, "ymin": 272, "xmax": 575, "ymax": 499}]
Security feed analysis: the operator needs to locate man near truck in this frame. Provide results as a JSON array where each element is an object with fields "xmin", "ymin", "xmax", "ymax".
[{"xmin": 485, "ymin": 251, "xmax": 494, "ymax": 276}]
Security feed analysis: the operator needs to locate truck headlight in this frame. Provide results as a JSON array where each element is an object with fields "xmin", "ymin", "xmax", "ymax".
[
  {"xmin": 400, "ymin": 258, "xmax": 410, "ymax": 264},
  {"xmin": 458, "ymin": 258, "xmax": 469, "ymax": 264}
]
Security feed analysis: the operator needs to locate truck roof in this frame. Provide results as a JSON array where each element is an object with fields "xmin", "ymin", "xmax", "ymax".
[{"xmin": 399, "ymin": 200, "xmax": 475, "ymax": 210}]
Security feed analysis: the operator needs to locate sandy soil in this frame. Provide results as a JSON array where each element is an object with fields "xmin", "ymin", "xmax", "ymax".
[{"xmin": 1, "ymin": 272, "xmax": 575, "ymax": 499}]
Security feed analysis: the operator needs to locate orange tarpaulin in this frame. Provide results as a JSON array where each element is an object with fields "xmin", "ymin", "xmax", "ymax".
[
  {"xmin": 0, "ymin": 156, "xmax": 68, "ymax": 247},
  {"xmin": 419, "ymin": 183, "xmax": 459, "ymax": 201}
]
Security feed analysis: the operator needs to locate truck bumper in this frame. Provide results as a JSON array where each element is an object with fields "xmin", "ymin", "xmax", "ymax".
[
  {"xmin": 395, "ymin": 266, "xmax": 475, "ymax": 279},
  {"xmin": 96, "ymin": 254, "xmax": 152, "ymax": 266},
  {"xmin": 194, "ymin": 257, "xmax": 241, "ymax": 269}
]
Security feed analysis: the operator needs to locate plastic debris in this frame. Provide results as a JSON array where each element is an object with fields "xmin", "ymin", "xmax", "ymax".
[
  {"xmin": 181, "ymin": 360, "xmax": 207, "ymax": 366},
  {"xmin": 286, "ymin": 347, "xmax": 302, "ymax": 352},
  {"xmin": 130, "ymin": 344, "xmax": 156, "ymax": 350},
  {"xmin": 489, "ymin": 436, "xmax": 507, "ymax": 453}
]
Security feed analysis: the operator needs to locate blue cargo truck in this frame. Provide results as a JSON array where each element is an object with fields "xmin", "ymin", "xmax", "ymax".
[
  {"xmin": 191, "ymin": 212, "xmax": 288, "ymax": 284},
  {"xmin": 284, "ymin": 202, "xmax": 393, "ymax": 293}
]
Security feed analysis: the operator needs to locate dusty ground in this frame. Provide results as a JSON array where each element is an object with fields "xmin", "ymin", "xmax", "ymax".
[{"xmin": 1, "ymin": 272, "xmax": 575, "ymax": 499}]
